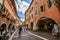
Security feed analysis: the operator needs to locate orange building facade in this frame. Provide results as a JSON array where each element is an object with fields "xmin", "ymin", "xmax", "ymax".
[
  {"xmin": 25, "ymin": 0, "xmax": 60, "ymax": 33},
  {"xmin": 0, "ymin": 0, "xmax": 17, "ymax": 32}
]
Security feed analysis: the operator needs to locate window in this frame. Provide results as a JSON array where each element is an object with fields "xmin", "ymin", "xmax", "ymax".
[
  {"xmin": 34, "ymin": 2, "xmax": 38, "ymax": 6},
  {"xmin": 37, "ymin": 0, "xmax": 41, "ymax": 2},
  {"xmin": 38, "ymin": 7, "xmax": 41, "ymax": 13},
  {"xmin": 47, "ymin": 0, "xmax": 53, "ymax": 8},
  {"xmin": 7, "ymin": 12, "xmax": 10, "ymax": 19},
  {"xmin": 32, "ymin": 14, "xmax": 33, "ymax": 18},
  {"xmin": 7, "ymin": 0, "xmax": 14, "ymax": 10},
  {"xmin": 55, "ymin": 0, "xmax": 60, "ymax": 11},
  {"xmin": 35, "ymin": 2, "xmax": 37, "ymax": 5},
  {"xmin": 35, "ymin": 10, "xmax": 37, "ymax": 15},
  {"xmin": 29, "ymin": 10, "xmax": 31, "ymax": 13},
  {"xmin": 2, "ymin": 6, "xmax": 7, "ymax": 14},
  {"xmin": 32, "ymin": 7, "xmax": 33, "ymax": 10},
  {"xmin": 29, "ymin": 7, "xmax": 33, "ymax": 13},
  {"xmin": 40, "ymin": 6, "xmax": 44, "ymax": 12}
]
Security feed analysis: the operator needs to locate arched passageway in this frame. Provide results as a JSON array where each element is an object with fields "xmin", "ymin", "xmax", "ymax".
[
  {"xmin": 0, "ymin": 23, "xmax": 7, "ymax": 34},
  {"xmin": 1, "ymin": 23, "xmax": 6, "ymax": 31},
  {"xmin": 30, "ymin": 22, "xmax": 33, "ymax": 30},
  {"xmin": 37, "ymin": 17, "xmax": 58, "ymax": 32}
]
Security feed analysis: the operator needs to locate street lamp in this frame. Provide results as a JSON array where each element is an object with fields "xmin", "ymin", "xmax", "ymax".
[{"xmin": 0, "ymin": 0, "xmax": 4, "ymax": 11}]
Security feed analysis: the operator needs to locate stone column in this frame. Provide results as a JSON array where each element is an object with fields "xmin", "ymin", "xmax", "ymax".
[
  {"xmin": 28, "ymin": 23, "xmax": 31, "ymax": 29},
  {"xmin": 33, "ymin": 22, "xmax": 38, "ymax": 31},
  {"xmin": 58, "ymin": 23, "xmax": 60, "ymax": 35}
]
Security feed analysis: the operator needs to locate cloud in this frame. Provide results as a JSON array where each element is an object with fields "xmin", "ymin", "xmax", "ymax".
[
  {"xmin": 21, "ymin": 1, "xmax": 29, "ymax": 14},
  {"xmin": 21, "ymin": 19, "xmax": 25, "ymax": 22},
  {"xmin": 17, "ymin": 11, "xmax": 25, "ymax": 19},
  {"xmin": 15, "ymin": 0, "xmax": 32, "ymax": 22},
  {"xmin": 15, "ymin": 0, "xmax": 29, "ymax": 14}
]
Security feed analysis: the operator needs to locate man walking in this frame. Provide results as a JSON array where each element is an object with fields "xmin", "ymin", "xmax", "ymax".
[{"xmin": 18, "ymin": 26, "xmax": 22, "ymax": 36}]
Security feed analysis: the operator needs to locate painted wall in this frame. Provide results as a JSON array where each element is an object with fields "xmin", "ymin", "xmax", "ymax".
[
  {"xmin": 0, "ymin": 0, "xmax": 16, "ymax": 28},
  {"xmin": 33, "ymin": 0, "xmax": 60, "ymax": 24}
]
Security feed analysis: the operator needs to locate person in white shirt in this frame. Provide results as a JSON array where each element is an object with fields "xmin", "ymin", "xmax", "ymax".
[{"xmin": 52, "ymin": 23, "xmax": 58, "ymax": 36}]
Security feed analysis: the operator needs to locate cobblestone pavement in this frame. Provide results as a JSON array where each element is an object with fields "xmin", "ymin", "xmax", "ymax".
[
  {"xmin": 12, "ymin": 30, "xmax": 43, "ymax": 40},
  {"xmin": 12, "ymin": 29, "xmax": 60, "ymax": 40},
  {"xmin": 28, "ymin": 30, "xmax": 60, "ymax": 40}
]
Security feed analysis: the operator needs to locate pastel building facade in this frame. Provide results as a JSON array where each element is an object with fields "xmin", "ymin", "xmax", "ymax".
[
  {"xmin": 25, "ymin": 0, "xmax": 60, "ymax": 34},
  {"xmin": 0, "ymin": 0, "xmax": 17, "ymax": 32}
]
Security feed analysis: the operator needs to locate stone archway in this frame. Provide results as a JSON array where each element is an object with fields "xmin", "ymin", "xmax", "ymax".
[
  {"xmin": 1, "ymin": 23, "xmax": 7, "ymax": 31},
  {"xmin": 0, "ymin": 23, "xmax": 7, "ymax": 34},
  {"xmin": 37, "ymin": 17, "xmax": 58, "ymax": 32}
]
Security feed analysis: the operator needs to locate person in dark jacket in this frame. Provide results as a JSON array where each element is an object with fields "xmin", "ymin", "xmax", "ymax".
[{"xmin": 18, "ymin": 26, "xmax": 22, "ymax": 35}]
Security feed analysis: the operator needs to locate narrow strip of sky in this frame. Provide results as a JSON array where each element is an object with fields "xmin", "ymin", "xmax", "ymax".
[{"xmin": 15, "ymin": 0, "xmax": 32, "ymax": 22}]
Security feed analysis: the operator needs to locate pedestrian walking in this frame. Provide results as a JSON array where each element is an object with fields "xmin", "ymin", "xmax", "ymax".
[
  {"xmin": 22, "ymin": 27, "xmax": 25, "ymax": 32},
  {"xmin": 52, "ymin": 23, "xmax": 58, "ymax": 37},
  {"xmin": 18, "ymin": 26, "xmax": 22, "ymax": 36},
  {"xmin": 24, "ymin": 27, "xmax": 26, "ymax": 31}
]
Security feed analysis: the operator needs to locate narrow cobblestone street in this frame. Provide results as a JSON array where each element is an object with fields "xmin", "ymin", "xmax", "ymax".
[
  {"xmin": 12, "ymin": 29, "xmax": 60, "ymax": 40},
  {"xmin": 0, "ymin": 0, "xmax": 60, "ymax": 40},
  {"xmin": 12, "ymin": 29, "xmax": 42, "ymax": 40}
]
